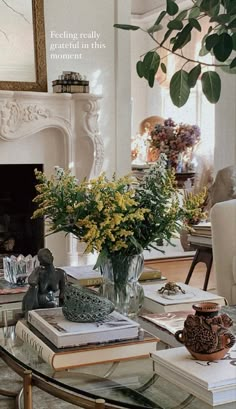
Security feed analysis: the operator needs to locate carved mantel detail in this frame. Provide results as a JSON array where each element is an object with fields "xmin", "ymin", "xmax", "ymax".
[
  {"xmin": 0, "ymin": 100, "xmax": 51, "ymax": 139},
  {"xmin": 0, "ymin": 91, "xmax": 103, "ymax": 178},
  {"xmin": 0, "ymin": 91, "xmax": 103, "ymax": 265}
]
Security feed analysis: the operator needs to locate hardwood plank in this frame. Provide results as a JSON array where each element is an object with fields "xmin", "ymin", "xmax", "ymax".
[{"xmin": 144, "ymin": 257, "xmax": 216, "ymax": 291}]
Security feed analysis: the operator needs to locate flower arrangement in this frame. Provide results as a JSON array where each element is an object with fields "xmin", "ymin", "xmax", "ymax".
[
  {"xmin": 149, "ymin": 118, "xmax": 201, "ymax": 171},
  {"xmin": 32, "ymin": 157, "xmax": 208, "ymax": 315},
  {"xmin": 182, "ymin": 188, "xmax": 208, "ymax": 227},
  {"xmin": 32, "ymin": 156, "xmax": 205, "ymax": 262}
]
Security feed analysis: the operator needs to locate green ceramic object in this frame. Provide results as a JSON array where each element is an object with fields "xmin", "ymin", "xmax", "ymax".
[{"xmin": 62, "ymin": 283, "xmax": 115, "ymax": 322}]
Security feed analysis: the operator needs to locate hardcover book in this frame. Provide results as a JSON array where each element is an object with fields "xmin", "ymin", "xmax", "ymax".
[
  {"xmin": 27, "ymin": 307, "xmax": 140, "ymax": 348},
  {"xmin": 143, "ymin": 282, "xmax": 225, "ymax": 313},
  {"xmin": 16, "ymin": 320, "xmax": 158, "ymax": 371},
  {"xmin": 62, "ymin": 264, "xmax": 164, "ymax": 286},
  {"xmin": 151, "ymin": 347, "xmax": 236, "ymax": 406},
  {"xmin": 138, "ymin": 310, "xmax": 191, "ymax": 347}
]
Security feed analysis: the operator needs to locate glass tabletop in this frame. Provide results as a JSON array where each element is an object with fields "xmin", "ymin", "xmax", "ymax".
[{"xmin": 0, "ymin": 326, "xmax": 235, "ymax": 409}]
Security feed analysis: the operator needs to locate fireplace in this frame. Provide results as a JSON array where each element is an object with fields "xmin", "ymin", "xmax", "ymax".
[
  {"xmin": 0, "ymin": 91, "xmax": 102, "ymax": 266},
  {"xmin": 0, "ymin": 164, "xmax": 44, "ymax": 264}
]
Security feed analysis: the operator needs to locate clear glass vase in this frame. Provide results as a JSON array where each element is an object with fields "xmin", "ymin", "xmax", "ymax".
[{"xmin": 99, "ymin": 252, "xmax": 144, "ymax": 318}]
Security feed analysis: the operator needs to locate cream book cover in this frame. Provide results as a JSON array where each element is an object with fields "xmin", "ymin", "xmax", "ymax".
[
  {"xmin": 143, "ymin": 282, "xmax": 225, "ymax": 313},
  {"xmin": 28, "ymin": 307, "xmax": 140, "ymax": 348},
  {"xmin": 151, "ymin": 347, "xmax": 236, "ymax": 405}
]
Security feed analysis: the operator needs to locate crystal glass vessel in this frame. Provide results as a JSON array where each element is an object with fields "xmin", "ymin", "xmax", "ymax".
[
  {"xmin": 99, "ymin": 252, "xmax": 144, "ymax": 317},
  {"xmin": 3, "ymin": 254, "xmax": 39, "ymax": 285}
]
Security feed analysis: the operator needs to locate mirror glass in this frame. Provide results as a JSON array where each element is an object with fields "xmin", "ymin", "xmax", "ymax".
[{"xmin": 0, "ymin": 0, "xmax": 47, "ymax": 91}]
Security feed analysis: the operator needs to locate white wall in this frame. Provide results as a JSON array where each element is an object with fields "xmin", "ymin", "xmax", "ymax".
[
  {"xmin": 44, "ymin": 0, "xmax": 131, "ymax": 177},
  {"xmin": 214, "ymin": 71, "xmax": 236, "ymax": 174},
  {"xmin": 131, "ymin": 17, "xmax": 163, "ymax": 135}
]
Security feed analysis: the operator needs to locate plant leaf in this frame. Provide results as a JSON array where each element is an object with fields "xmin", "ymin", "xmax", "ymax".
[
  {"xmin": 167, "ymin": 0, "xmax": 179, "ymax": 16},
  {"xmin": 148, "ymin": 69, "xmax": 156, "ymax": 87},
  {"xmin": 201, "ymin": 71, "xmax": 221, "ymax": 103},
  {"xmin": 147, "ymin": 24, "xmax": 163, "ymax": 33},
  {"xmin": 143, "ymin": 51, "xmax": 160, "ymax": 81},
  {"xmin": 167, "ymin": 20, "xmax": 183, "ymax": 30},
  {"xmin": 213, "ymin": 32, "xmax": 233, "ymax": 62},
  {"xmin": 200, "ymin": 0, "xmax": 220, "ymax": 13},
  {"xmin": 199, "ymin": 45, "xmax": 210, "ymax": 56},
  {"xmin": 154, "ymin": 10, "xmax": 167, "ymax": 25},
  {"xmin": 136, "ymin": 61, "xmax": 144, "ymax": 78},
  {"xmin": 176, "ymin": 10, "xmax": 188, "ymax": 21},
  {"xmin": 172, "ymin": 24, "xmax": 192, "ymax": 51},
  {"xmin": 161, "ymin": 62, "xmax": 167, "ymax": 73},
  {"xmin": 228, "ymin": 18, "xmax": 236, "ymax": 29},
  {"xmin": 113, "ymin": 24, "xmax": 140, "ymax": 31},
  {"xmin": 232, "ymin": 33, "xmax": 236, "ymax": 50},
  {"xmin": 205, "ymin": 33, "xmax": 219, "ymax": 51},
  {"xmin": 221, "ymin": 60, "xmax": 236, "ymax": 74},
  {"xmin": 188, "ymin": 64, "xmax": 201, "ymax": 88},
  {"xmin": 189, "ymin": 18, "xmax": 201, "ymax": 31},
  {"xmin": 210, "ymin": 14, "xmax": 231, "ymax": 23},
  {"xmin": 189, "ymin": 6, "xmax": 200, "ymax": 19},
  {"xmin": 160, "ymin": 29, "xmax": 173, "ymax": 45},
  {"xmin": 227, "ymin": 2, "xmax": 236, "ymax": 15},
  {"xmin": 230, "ymin": 57, "xmax": 236, "ymax": 69},
  {"xmin": 170, "ymin": 69, "xmax": 191, "ymax": 107}
]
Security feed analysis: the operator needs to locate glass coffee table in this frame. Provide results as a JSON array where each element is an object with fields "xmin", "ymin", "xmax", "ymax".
[{"xmin": 0, "ymin": 325, "xmax": 235, "ymax": 409}]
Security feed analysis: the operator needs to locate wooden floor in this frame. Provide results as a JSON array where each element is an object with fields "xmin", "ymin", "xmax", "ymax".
[{"xmin": 145, "ymin": 256, "xmax": 216, "ymax": 292}]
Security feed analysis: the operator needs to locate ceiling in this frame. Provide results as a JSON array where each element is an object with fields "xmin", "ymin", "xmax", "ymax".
[{"xmin": 131, "ymin": 0, "xmax": 166, "ymax": 15}]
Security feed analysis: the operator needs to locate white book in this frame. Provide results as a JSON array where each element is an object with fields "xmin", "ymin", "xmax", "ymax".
[
  {"xmin": 188, "ymin": 235, "xmax": 212, "ymax": 246},
  {"xmin": 28, "ymin": 307, "xmax": 140, "ymax": 348},
  {"xmin": 142, "ymin": 282, "xmax": 226, "ymax": 313},
  {"xmin": 151, "ymin": 347, "xmax": 236, "ymax": 406},
  {"xmin": 138, "ymin": 310, "xmax": 190, "ymax": 347}
]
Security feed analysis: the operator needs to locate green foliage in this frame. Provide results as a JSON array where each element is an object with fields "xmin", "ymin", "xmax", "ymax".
[
  {"xmin": 114, "ymin": 0, "xmax": 236, "ymax": 107},
  {"xmin": 32, "ymin": 157, "xmax": 206, "ymax": 258}
]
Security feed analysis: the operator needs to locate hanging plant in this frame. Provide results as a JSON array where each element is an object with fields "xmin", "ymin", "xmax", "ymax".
[{"xmin": 114, "ymin": 0, "xmax": 236, "ymax": 107}]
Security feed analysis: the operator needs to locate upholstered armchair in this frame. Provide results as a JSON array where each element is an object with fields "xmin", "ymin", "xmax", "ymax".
[{"xmin": 211, "ymin": 199, "xmax": 236, "ymax": 305}]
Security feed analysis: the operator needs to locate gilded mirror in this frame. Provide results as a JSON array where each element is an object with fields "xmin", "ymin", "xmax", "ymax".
[{"xmin": 0, "ymin": 0, "xmax": 47, "ymax": 91}]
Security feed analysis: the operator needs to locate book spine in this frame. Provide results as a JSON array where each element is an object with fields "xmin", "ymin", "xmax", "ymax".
[
  {"xmin": 139, "ymin": 271, "xmax": 162, "ymax": 281},
  {"xmin": 78, "ymin": 277, "xmax": 103, "ymax": 287},
  {"xmin": 15, "ymin": 321, "xmax": 55, "ymax": 368}
]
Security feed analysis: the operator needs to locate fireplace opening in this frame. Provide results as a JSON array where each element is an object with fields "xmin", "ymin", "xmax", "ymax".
[{"xmin": 0, "ymin": 164, "xmax": 44, "ymax": 265}]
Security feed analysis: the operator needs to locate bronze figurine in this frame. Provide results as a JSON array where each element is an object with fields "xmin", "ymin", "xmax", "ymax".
[{"xmin": 22, "ymin": 248, "xmax": 66, "ymax": 314}]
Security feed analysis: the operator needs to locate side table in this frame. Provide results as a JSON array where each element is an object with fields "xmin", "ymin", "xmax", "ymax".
[{"xmin": 185, "ymin": 236, "xmax": 213, "ymax": 291}]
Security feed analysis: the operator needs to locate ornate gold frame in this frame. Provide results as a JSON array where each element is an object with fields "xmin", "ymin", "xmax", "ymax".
[{"xmin": 0, "ymin": 0, "xmax": 47, "ymax": 92}]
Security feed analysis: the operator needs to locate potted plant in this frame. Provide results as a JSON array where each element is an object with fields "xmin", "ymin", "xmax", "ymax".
[{"xmin": 114, "ymin": 0, "xmax": 236, "ymax": 107}]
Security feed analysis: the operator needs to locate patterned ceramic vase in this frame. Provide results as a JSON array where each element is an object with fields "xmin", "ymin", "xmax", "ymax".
[
  {"xmin": 175, "ymin": 302, "xmax": 235, "ymax": 361},
  {"xmin": 99, "ymin": 252, "xmax": 144, "ymax": 318}
]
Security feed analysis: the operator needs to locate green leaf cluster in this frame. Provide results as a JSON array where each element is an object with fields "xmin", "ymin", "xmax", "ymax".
[
  {"xmin": 32, "ymin": 157, "xmax": 206, "ymax": 258},
  {"xmin": 114, "ymin": 0, "xmax": 236, "ymax": 107}
]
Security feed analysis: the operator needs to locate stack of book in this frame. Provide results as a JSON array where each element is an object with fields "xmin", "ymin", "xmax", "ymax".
[
  {"xmin": 16, "ymin": 307, "xmax": 158, "ymax": 370},
  {"xmin": 151, "ymin": 347, "xmax": 236, "ymax": 405},
  {"xmin": 188, "ymin": 222, "xmax": 212, "ymax": 246},
  {"xmin": 63, "ymin": 264, "xmax": 165, "ymax": 287},
  {"xmin": 52, "ymin": 71, "xmax": 89, "ymax": 94}
]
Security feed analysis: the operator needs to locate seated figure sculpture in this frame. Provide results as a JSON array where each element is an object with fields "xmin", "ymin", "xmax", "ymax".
[{"xmin": 22, "ymin": 248, "xmax": 66, "ymax": 314}]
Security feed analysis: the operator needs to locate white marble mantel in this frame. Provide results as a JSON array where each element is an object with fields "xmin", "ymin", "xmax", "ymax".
[
  {"xmin": 0, "ymin": 91, "xmax": 103, "ymax": 179},
  {"xmin": 0, "ymin": 91, "xmax": 103, "ymax": 266}
]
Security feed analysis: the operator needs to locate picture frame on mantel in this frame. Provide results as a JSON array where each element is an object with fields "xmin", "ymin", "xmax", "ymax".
[{"xmin": 0, "ymin": 0, "xmax": 47, "ymax": 92}]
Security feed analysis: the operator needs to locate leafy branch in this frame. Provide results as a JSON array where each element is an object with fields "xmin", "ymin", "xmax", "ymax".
[{"xmin": 114, "ymin": 0, "xmax": 236, "ymax": 107}]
